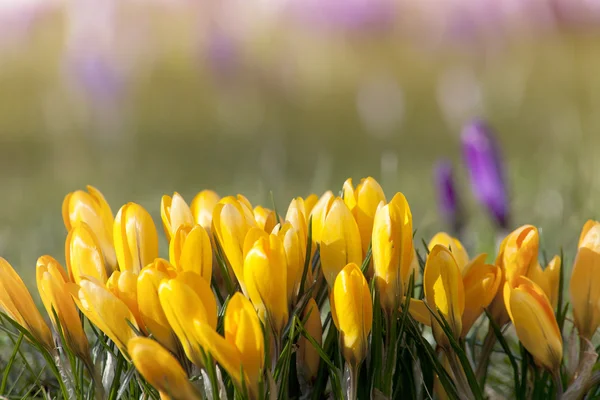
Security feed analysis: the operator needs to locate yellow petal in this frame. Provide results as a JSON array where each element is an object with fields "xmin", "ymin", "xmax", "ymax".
[
  {"xmin": 277, "ymin": 222, "xmax": 305, "ymax": 305},
  {"xmin": 114, "ymin": 203, "xmax": 158, "ymax": 274},
  {"xmin": 66, "ymin": 222, "xmax": 108, "ymax": 284},
  {"xmin": 297, "ymin": 298, "xmax": 322, "ymax": 382},
  {"xmin": 254, "ymin": 206, "xmax": 277, "ymax": 233},
  {"xmin": 309, "ymin": 191, "xmax": 334, "ymax": 243},
  {"xmin": 303, "ymin": 194, "xmax": 319, "ymax": 220},
  {"xmin": 428, "ymin": 232, "xmax": 469, "ymax": 271},
  {"xmin": 176, "ymin": 271, "xmax": 217, "ymax": 329},
  {"xmin": 461, "ymin": 260, "xmax": 501, "ymax": 336},
  {"xmin": 0, "ymin": 257, "xmax": 54, "ymax": 351},
  {"xmin": 389, "ymin": 193, "xmax": 415, "ymax": 287},
  {"xmin": 161, "ymin": 193, "xmax": 194, "ymax": 242},
  {"xmin": 106, "ymin": 270, "xmax": 144, "ymax": 332},
  {"xmin": 128, "ymin": 337, "xmax": 201, "ymax": 400},
  {"xmin": 190, "ymin": 190, "xmax": 220, "ymax": 231},
  {"xmin": 543, "ymin": 256, "xmax": 561, "ymax": 309},
  {"xmin": 570, "ymin": 246, "xmax": 600, "ymax": 339},
  {"xmin": 331, "ymin": 263, "xmax": 372, "ymax": 367},
  {"xmin": 320, "ymin": 198, "xmax": 362, "ymax": 287},
  {"xmin": 579, "ymin": 220, "xmax": 600, "ymax": 250},
  {"xmin": 501, "ymin": 225, "xmax": 539, "ymax": 284},
  {"xmin": 372, "ymin": 204, "xmax": 401, "ymax": 312},
  {"xmin": 354, "ymin": 177, "xmax": 386, "ymax": 256},
  {"xmin": 408, "ymin": 299, "xmax": 432, "ymax": 326},
  {"xmin": 170, "ymin": 225, "xmax": 213, "ymax": 282},
  {"xmin": 243, "ymin": 235, "xmax": 289, "ymax": 336},
  {"xmin": 423, "ymin": 245, "xmax": 465, "ymax": 344}
]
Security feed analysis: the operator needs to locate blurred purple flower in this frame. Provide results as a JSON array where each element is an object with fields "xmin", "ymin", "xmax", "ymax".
[
  {"xmin": 461, "ymin": 120, "xmax": 509, "ymax": 229},
  {"xmin": 205, "ymin": 27, "xmax": 238, "ymax": 79},
  {"xmin": 435, "ymin": 160, "xmax": 463, "ymax": 234},
  {"xmin": 66, "ymin": 51, "xmax": 123, "ymax": 103}
]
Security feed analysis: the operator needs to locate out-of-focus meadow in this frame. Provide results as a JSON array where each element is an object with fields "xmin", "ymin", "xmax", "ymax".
[{"xmin": 2, "ymin": 0, "xmax": 600, "ymax": 285}]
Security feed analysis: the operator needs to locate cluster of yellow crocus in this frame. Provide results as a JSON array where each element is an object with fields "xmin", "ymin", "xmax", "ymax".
[{"xmin": 1, "ymin": 179, "xmax": 599, "ymax": 399}]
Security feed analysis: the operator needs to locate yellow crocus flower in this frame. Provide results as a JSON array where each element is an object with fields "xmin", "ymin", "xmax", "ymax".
[
  {"xmin": 244, "ymin": 234, "xmax": 289, "ymax": 337},
  {"xmin": 297, "ymin": 298, "xmax": 322, "ymax": 384},
  {"xmin": 527, "ymin": 256, "xmax": 561, "ymax": 309},
  {"xmin": 65, "ymin": 222, "xmax": 108, "ymax": 284},
  {"xmin": 113, "ymin": 202, "xmax": 158, "ymax": 274},
  {"xmin": 169, "ymin": 224, "xmax": 212, "ymax": 281},
  {"xmin": 253, "ymin": 206, "xmax": 277, "ymax": 233},
  {"xmin": 190, "ymin": 189, "xmax": 220, "ymax": 231},
  {"xmin": 330, "ymin": 263, "xmax": 372, "ymax": 368},
  {"xmin": 428, "ymin": 232, "xmax": 469, "ymax": 272},
  {"xmin": 505, "ymin": 276, "xmax": 562, "ymax": 372},
  {"xmin": 303, "ymin": 194, "xmax": 319, "ymax": 221},
  {"xmin": 158, "ymin": 272, "xmax": 217, "ymax": 366},
  {"xmin": 67, "ymin": 276, "xmax": 138, "ymax": 357},
  {"xmin": 62, "ymin": 185, "xmax": 116, "ymax": 271},
  {"xmin": 309, "ymin": 191, "xmax": 335, "ymax": 243},
  {"xmin": 161, "ymin": 193, "xmax": 194, "ymax": 242},
  {"xmin": 194, "ymin": 293, "xmax": 264, "ymax": 399},
  {"xmin": 36, "ymin": 255, "xmax": 90, "ymax": 362},
  {"xmin": 273, "ymin": 222, "xmax": 306, "ymax": 305},
  {"xmin": 128, "ymin": 337, "xmax": 201, "ymax": 400},
  {"xmin": 320, "ymin": 198, "xmax": 362, "ymax": 288},
  {"xmin": 106, "ymin": 270, "xmax": 144, "ymax": 332},
  {"xmin": 0, "ymin": 257, "xmax": 54, "ymax": 351},
  {"xmin": 570, "ymin": 220, "xmax": 600, "ymax": 339},
  {"xmin": 343, "ymin": 177, "xmax": 387, "ymax": 258},
  {"xmin": 372, "ymin": 193, "xmax": 413, "ymax": 314}
]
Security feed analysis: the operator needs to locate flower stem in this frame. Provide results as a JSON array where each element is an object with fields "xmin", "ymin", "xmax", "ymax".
[
  {"xmin": 475, "ymin": 328, "xmax": 496, "ymax": 385},
  {"xmin": 348, "ymin": 364, "xmax": 359, "ymax": 400}
]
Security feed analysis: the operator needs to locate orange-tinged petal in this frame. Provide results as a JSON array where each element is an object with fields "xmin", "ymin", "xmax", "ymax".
[
  {"xmin": 501, "ymin": 225, "xmax": 539, "ymax": 284},
  {"xmin": 243, "ymin": 235, "xmax": 288, "ymax": 336},
  {"xmin": 320, "ymin": 198, "xmax": 362, "ymax": 287},
  {"xmin": 578, "ymin": 220, "xmax": 600, "ymax": 250},
  {"xmin": 428, "ymin": 232, "xmax": 469, "ymax": 271},
  {"xmin": 297, "ymin": 298, "xmax": 322, "ymax": 382},
  {"xmin": 114, "ymin": 203, "xmax": 158, "ymax": 274},
  {"xmin": 461, "ymin": 260, "xmax": 501, "ymax": 336},
  {"xmin": 0, "ymin": 257, "xmax": 54, "ymax": 351},
  {"xmin": 330, "ymin": 263, "xmax": 372, "ymax": 368},
  {"xmin": 543, "ymin": 256, "xmax": 561, "ymax": 309},
  {"xmin": 570, "ymin": 246, "xmax": 600, "ymax": 339},
  {"xmin": 66, "ymin": 222, "xmax": 108, "ymax": 284},
  {"xmin": 191, "ymin": 190, "xmax": 220, "ymax": 231},
  {"xmin": 408, "ymin": 299, "xmax": 432, "ymax": 326},
  {"xmin": 128, "ymin": 337, "xmax": 201, "ymax": 400}
]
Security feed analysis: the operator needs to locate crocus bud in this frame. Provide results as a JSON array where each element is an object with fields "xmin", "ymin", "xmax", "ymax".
[
  {"xmin": 161, "ymin": 193, "xmax": 194, "ymax": 242},
  {"xmin": 113, "ymin": 202, "xmax": 158, "ymax": 274},
  {"xmin": 343, "ymin": 177, "xmax": 387, "ymax": 258},
  {"xmin": 128, "ymin": 337, "xmax": 201, "ymax": 400},
  {"xmin": 330, "ymin": 263, "xmax": 372, "ymax": 368},
  {"xmin": 62, "ymin": 185, "xmax": 117, "ymax": 271},
  {"xmin": 505, "ymin": 276, "xmax": 562, "ymax": 372},
  {"xmin": 309, "ymin": 191, "xmax": 335, "ymax": 243},
  {"xmin": 190, "ymin": 190, "xmax": 220, "ymax": 231},
  {"xmin": 158, "ymin": 271, "xmax": 217, "ymax": 366},
  {"xmin": 434, "ymin": 161, "xmax": 463, "ymax": 235},
  {"xmin": 244, "ymin": 234, "xmax": 289, "ymax": 337},
  {"xmin": 37, "ymin": 256, "xmax": 90, "ymax": 362},
  {"xmin": 0, "ymin": 257, "xmax": 54, "ymax": 351},
  {"xmin": 67, "ymin": 276, "xmax": 138, "ymax": 357},
  {"xmin": 372, "ymin": 193, "xmax": 413, "ymax": 314},
  {"xmin": 297, "ymin": 298, "xmax": 322, "ymax": 384},
  {"xmin": 428, "ymin": 232, "xmax": 469, "ymax": 272},
  {"xmin": 273, "ymin": 222, "xmax": 306, "ymax": 305},
  {"xmin": 320, "ymin": 198, "xmax": 362, "ymax": 287},
  {"xmin": 253, "ymin": 206, "xmax": 278, "ymax": 233},
  {"xmin": 106, "ymin": 270, "xmax": 144, "ymax": 332},
  {"xmin": 570, "ymin": 220, "xmax": 600, "ymax": 339},
  {"xmin": 461, "ymin": 120, "xmax": 509, "ymax": 229},
  {"xmin": 169, "ymin": 224, "xmax": 212, "ymax": 281},
  {"xmin": 527, "ymin": 256, "xmax": 561, "ymax": 309},
  {"xmin": 194, "ymin": 293, "xmax": 264, "ymax": 399},
  {"xmin": 66, "ymin": 222, "xmax": 108, "ymax": 284}
]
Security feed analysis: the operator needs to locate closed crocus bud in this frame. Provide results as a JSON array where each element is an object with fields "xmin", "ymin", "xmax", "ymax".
[
  {"xmin": 297, "ymin": 298, "xmax": 322, "ymax": 384},
  {"xmin": 428, "ymin": 232, "xmax": 470, "ymax": 272},
  {"xmin": 169, "ymin": 224, "xmax": 212, "ymax": 281},
  {"xmin": 66, "ymin": 222, "xmax": 109, "ymax": 284},
  {"xmin": 212, "ymin": 198, "xmax": 258, "ymax": 293},
  {"xmin": 190, "ymin": 189, "xmax": 220, "ymax": 231},
  {"xmin": 343, "ymin": 177, "xmax": 386, "ymax": 258},
  {"xmin": 285, "ymin": 199, "xmax": 309, "ymax": 246},
  {"xmin": 309, "ymin": 191, "xmax": 335, "ymax": 243},
  {"xmin": 488, "ymin": 225, "xmax": 539, "ymax": 326},
  {"xmin": 571, "ymin": 220, "xmax": 600, "ymax": 339},
  {"xmin": 194, "ymin": 293, "xmax": 264, "ymax": 399},
  {"xmin": 320, "ymin": 198, "xmax": 362, "ymax": 288},
  {"xmin": 505, "ymin": 276, "xmax": 562, "ymax": 372},
  {"xmin": 128, "ymin": 337, "xmax": 201, "ymax": 400},
  {"xmin": 435, "ymin": 161, "xmax": 463, "ymax": 234},
  {"xmin": 113, "ymin": 203, "xmax": 158, "ymax": 274},
  {"xmin": 0, "ymin": 257, "xmax": 54, "ymax": 351},
  {"xmin": 303, "ymin": 194, "xmax": 319, "ymax": 221},
  {"xmin": 62, "ymin": 185, "xmax": 116, "ymax": 271},
  {"xmin": 528, "ymin": 256, "xmax": 561, "ymax": 309},
  {"xmin": 161, "ymin": 193, "xmax": 194, "ymax": 242},
  {"xmin": 106, "ymin": 270, "xmax": 144, "ymax": 331},
  {"xmin": 273, "ymin": 222, "xmax": 306, "ymax": 305},
  {"xmin": 330, "ymin": 263, "xmax": 372, "ymax": 368},
  {"xmin": 244, "ymin": 235, "xmax": 289, "ymax": 336},
  {"xmin": 138, "ymin": 263, "xmax": 179, "ymax": 354},
  {"xmin": 372, "ymin": 193, "xmax": 413, "ymax": 314},
  {"xmin": 461, "ymin": 120, "xmax": 509, "ymax": 229},
  {"xmin": 410, "ymin": 246, "xmax": 464, "ymax": 348},
  {"xmin": 461, "ymin": 254, "xmax": 502, "ymax": 336},
  {"xmin": 36, "ymin": 256, "xmax": 90, "ymax": 361},
  {"xmin": 67, "ymin": 276, "xmax": 138, "ymax": 357},
  {"xmin": 159, "ymin": 272, "xmax": 217, "ymax": 366},
  {"xmin": 253, "ymin": 206, "xmax": 277, "ymax": 233}
]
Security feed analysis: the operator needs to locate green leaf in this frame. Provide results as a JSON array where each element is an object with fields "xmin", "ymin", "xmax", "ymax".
[
  {"xmin": 1, "ymin": 331, "xmax": 24, "ymax": 393},
  {"xmin": 483, "ymin": 308, "xmax": 520, "ymax": 394}
]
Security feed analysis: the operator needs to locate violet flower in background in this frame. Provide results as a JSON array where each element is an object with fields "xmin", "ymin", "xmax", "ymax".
[
  {"xmin": 435, "ymin": 160, "xmax": 464, "ymax": 235},
  {"xmin": 461, "ymin": 120, "xmax": 510, "ymax": 229}
]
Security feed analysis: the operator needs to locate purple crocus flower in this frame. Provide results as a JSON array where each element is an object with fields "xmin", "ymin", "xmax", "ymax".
[
  {"xmin": 461, "ymin": 120, "xmax": 509, "ymax": 229},
  {"xmin": 435, "ymin": 160, "xmax": 463, "ymax": 234}
]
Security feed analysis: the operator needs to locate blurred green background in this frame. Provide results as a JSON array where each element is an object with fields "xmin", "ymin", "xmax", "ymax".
[{"xmin": 2, "ymin": 3, "xmax": 600, "ymax": 287}]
